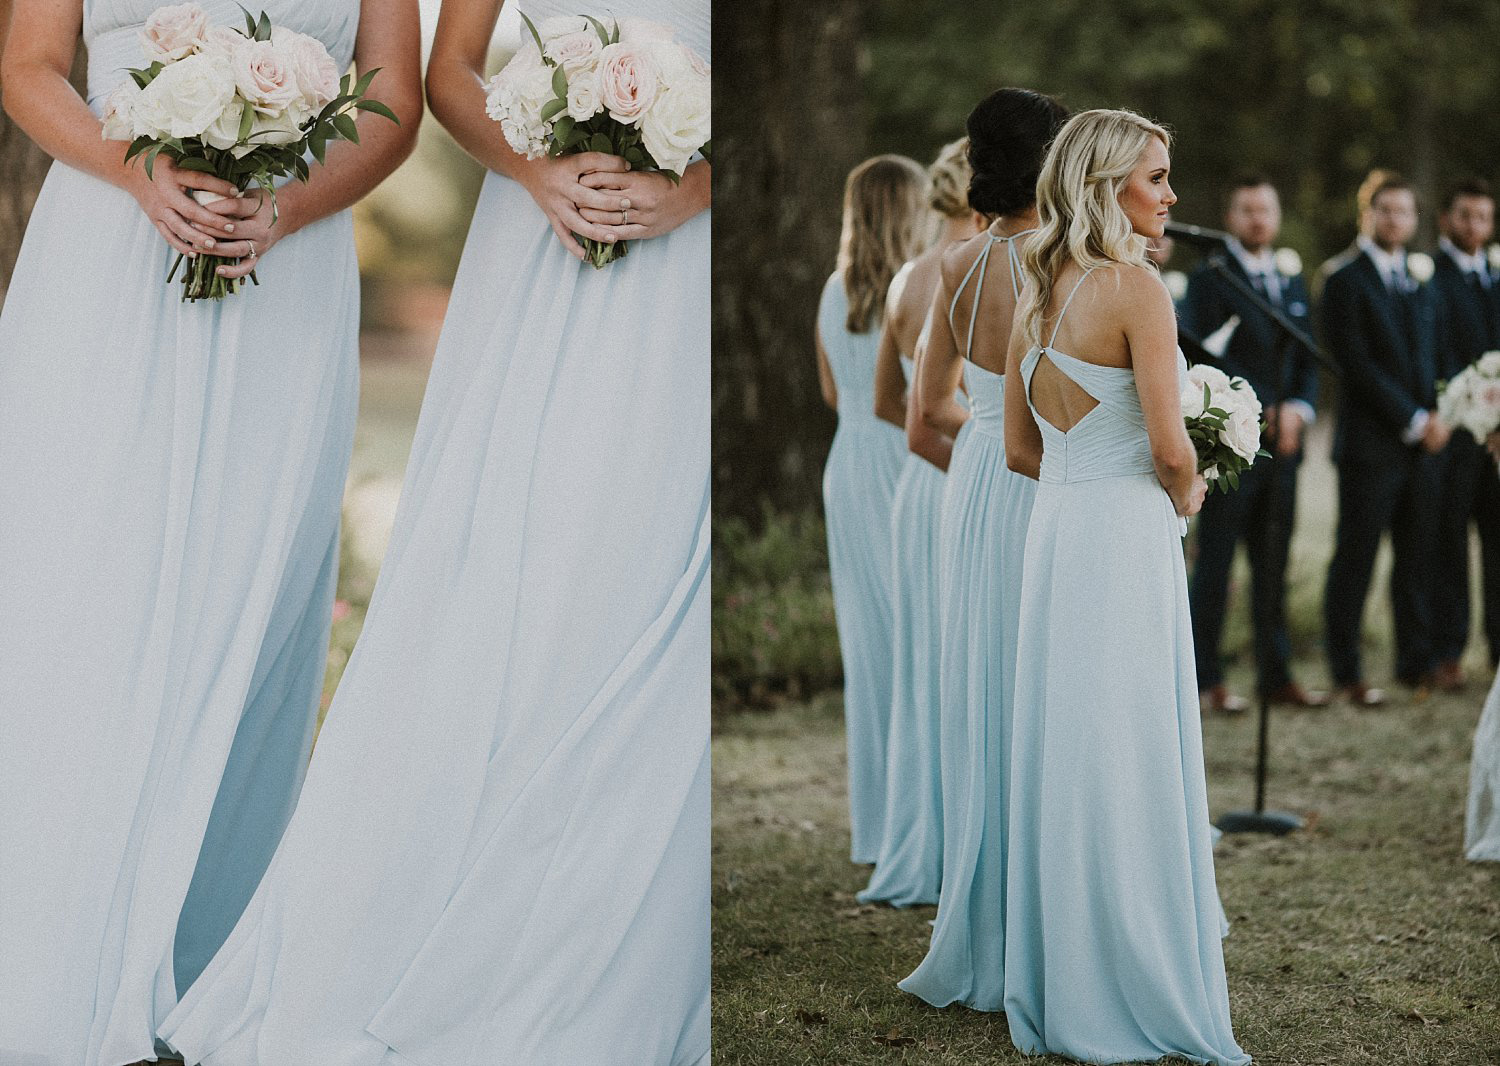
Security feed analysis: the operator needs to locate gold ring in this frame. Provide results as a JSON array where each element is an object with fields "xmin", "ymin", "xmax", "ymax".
[
  {"xmin": 621, "ymin": 208, "xmax": 629, "ymax": 226},
  {"xmin": 247, "ymin": 240, "xmax": 258, "ymax": 260}
]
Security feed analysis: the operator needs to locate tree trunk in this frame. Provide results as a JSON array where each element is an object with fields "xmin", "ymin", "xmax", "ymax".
[{"xmin": 712, "ymin": 0, "xmax": 866, "ymax": 521}]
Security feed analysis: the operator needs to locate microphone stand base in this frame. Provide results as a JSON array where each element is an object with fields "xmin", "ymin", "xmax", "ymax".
[{"xmin": 1215, "ymin": 809, "xmax": 1304, "ymax": 836}]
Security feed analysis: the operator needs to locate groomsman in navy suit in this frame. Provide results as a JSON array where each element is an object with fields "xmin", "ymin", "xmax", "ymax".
[
  {"xmin": 1431, "ymin": 179, "xmax": 1500, "ymax": 685},
  {"xmin": 1321, "ymin": 171, "xmax": 1449, "ymax": 705},
  {"xmin": 1182, "ymin": 176, "xmax": 1327, "ymax": 713}
]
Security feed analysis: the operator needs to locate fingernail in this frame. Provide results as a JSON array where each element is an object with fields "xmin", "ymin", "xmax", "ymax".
[
  {"xmin": 204, "ymin": 239, "xmax": 216, "ymax": 248},
  {"xmin": 224, "ymin": 223, "xmax": 234, "ymax": 233},
  {"xmin": 188, "ymin": 251, "xmax": 197, "ymax": 258}
]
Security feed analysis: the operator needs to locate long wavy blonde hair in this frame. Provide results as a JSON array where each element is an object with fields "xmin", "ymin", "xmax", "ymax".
[
  {"xmin": 1018, "ymin": 109, "xmax": 1171, "ymax": 345},
  {"xmin": 838, "ymin": 155, "xmax": 929, "ymax": 333},
  {"xmin": 928, "ymin": 138, "xmax": 973, "ymax": 219}
]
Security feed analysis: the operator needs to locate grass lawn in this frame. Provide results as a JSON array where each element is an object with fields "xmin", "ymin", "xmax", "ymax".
[{"xmin": 713, "ymin": 425, "xmax": 1500, "ymax": 1064}]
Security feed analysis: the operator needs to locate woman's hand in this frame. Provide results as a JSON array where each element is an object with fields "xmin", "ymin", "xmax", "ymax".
[
  {"xmin": 1174, "ymin": 472, "xmax": 1208, "ymax": 518},
  {"xmin": 515, "ymin": 152, "xmax": 633, "ymax": 260},
  {"xmin": 577, "ymin": 161, "xmax": 709, "ymax": 241},
  {"xmin": 123, "ymin": 156, "xmax": 240, "ymax": 258},
  {"xmin": 187, "ymin": 189, "xmax": 287, "ymax": 280}
]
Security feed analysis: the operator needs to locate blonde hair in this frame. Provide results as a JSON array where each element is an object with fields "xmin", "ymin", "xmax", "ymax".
[
  {"xmin": 838, "ymin": 154, "xmax": 929, "ymax": 333},
  {"xmin": 1018, "ymin": 108, "xmax": 1171, "ymax": 345},
  {"xmin": 928, "ymin": 138, "xmax": 972, "ymax": 218}
]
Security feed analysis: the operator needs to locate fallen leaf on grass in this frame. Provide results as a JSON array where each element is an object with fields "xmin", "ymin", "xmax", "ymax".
[
  {"xmin": 794, "ymin": 1008, "xmax": 828, "ymax": 1026},
  {"xmin": 873, "ymin": 1029, "xmax": 916, "ymax": 1047},
  {"xmin": 1407, "ymin": 1008, "xmax": 1439, "ymax": 1026}
]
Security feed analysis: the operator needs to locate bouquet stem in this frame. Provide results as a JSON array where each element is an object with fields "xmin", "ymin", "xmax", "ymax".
[
  {"xmin": 169, "ymin": 251, "xmax": 257, "ymax": 301},
  {"xmin": 582, "ymin": 236, "xmax": 627, "ymax": 270}
]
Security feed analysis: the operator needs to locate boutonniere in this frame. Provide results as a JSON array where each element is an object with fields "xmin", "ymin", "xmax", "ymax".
[
  {"xmin": 1487, "ymin": 244, "xmax": 1500, "ymax": 273},
  {"xmin": 1407, "ymin": 252, "xmax": 1435, "ymax": 286},
  {"xmin": 1162, "ymin": 269, "xmax": 1188, "ymax": 302},
  {"xmin": 1274, "ymin": 247, "xmax": 1302, "ymax": 278}
]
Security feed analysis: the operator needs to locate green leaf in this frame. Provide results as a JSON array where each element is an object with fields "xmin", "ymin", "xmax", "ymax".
[
  {"xmin": 340, "ymin": 73, "xmax": 351, "ymax": 96},
  {"xmin": 540, "ymin": 97, "xmax": 567, "ymax": 122},
  {"xmin": 255, "ymin": 11, "xmax": 272, "ymax": 41},
  {"xmin": 551, "ymin": 63, "xmax": 568, "ymax": 99},
  {"xmin": 589, "ymin": 132, "xmax": 612, "ymax": 154},
  {"xmin": 583, "ymin": 14, "xmax": 611, "ymax": 46},
  {"xmin": 354, "ymin": 99, "xmax": 399, "ymax": 124},
  {"xmin": 143, "ymin": 142, "xmax": 164, "ymax": 179},
  {"xmin": 332, "ymin": 112, "xmax": 360, "ymax": 144},
  {"xmin": 237, "ymin": 100, "xmax": 255, "ymax": 142},
  {"xmin": 609, "ymin": 19, "xmax": 620, "ymax": 44},
  {"xmin": 309, "ymin": 129, "xmax": 327, "ymax": 164},
  {"xmin": 700, "ymin": 139, "xmax": 711, "ymax": 164},
  {"xmin": 564, "ymin": 126, "xmax": 588, "ymax": 150},
  {"xmin": 174, "ymin": 156, "xmax": 218, "ymax": 174},
  {"xmin": 123, "ymin": 136, "xmax": 154, "ymax": 163},
  {"xmin": 518, "ymin": 11, "xmax": 547, "ymax": 58},
  {"xmin": 551, "ymin": 116, "xmax": 575, "ymax": 141},
  {"xmin": 353, "ymin": 67, "xmax": 380, "ymax": 98},
  {"xmin": 129, "ymin": 67, "xmax": 152, "ymax": 89}
]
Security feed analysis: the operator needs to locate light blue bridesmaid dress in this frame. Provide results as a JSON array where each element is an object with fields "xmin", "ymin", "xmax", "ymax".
[
  {"xmin": 160, "ymin": 4, "xmax": 710, "ymax": 1063},
  {"xmin": 1004, "ymin": 268, "xmax": 1248, "ymax": 1065},
  {"xmin": 819, "ymin": 272, "xmax": 907, "ymax": 864},
  {"xmin": 857, "ymin": 353, "xmax": 948, "ymax": 906},
  {"xmin": 901, "ymin": 232, "xmax": 1036, "ymax": 1005},
  {"xmin": 0, "ymin": 3, "xmax": 359, "ymax": 1064}
]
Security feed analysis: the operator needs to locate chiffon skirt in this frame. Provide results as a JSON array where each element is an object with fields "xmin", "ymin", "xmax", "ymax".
[
  {"xmin": 1467, "ymin": 669, "xmax": 1500, "ymax": 861},
  {"xmin": 161, "ymin": 171, "xmax": 710, "ymax": 1065},
  {"xmin": 823, "ymin": 416, "xmax": 906, "ymax": 862},
  {"xmin": 0, "ymin": 161, "xmax": 358, "ymax": 1066},
  {"xmin": 900, "ymin": 418, "xmax": 1034, "ymax": 1008},
  {"xmin": 1004, "ymin": 472, "xmax": 1248, "ymax": 1066},
  {"xmin": 859, "ymin": 452, "xmax": 945, "ymax": 906}
]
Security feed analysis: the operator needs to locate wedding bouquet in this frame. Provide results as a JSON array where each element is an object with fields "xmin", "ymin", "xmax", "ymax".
[
  {"xmin": 1438, "ymin": 350, "xmax": 1500, "ymax": 442},
  {"xmin": 484, "ymin": 12, "xmax": 711, "ymax": 268},
  {"xmin": 1181, "ymin": 363, "xmax": 1269, "ymax": 493},
  {"xmin": 102, "ymin": 4, "xmax": 397, "ymax": 301}
]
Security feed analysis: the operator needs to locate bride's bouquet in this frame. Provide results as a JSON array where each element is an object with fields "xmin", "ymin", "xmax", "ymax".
[
  {"xmin": 1438, "ymin": 350, "xmax": 1500, "ymax": 443},
  {"xmin": 1181, "ymin": 363, "xmax": 1269, "ymax": 493},
  {"xmin": 484, "ymin": 12, "xmax": 711, "ymax": 268},
  {"xmin": 102, "ymin": 4, "xmax": 398, "ymax": 301}
]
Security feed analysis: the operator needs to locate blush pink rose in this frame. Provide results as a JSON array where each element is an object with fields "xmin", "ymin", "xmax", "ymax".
[
  {"xmin": 544, "ymin": 29, "xmax": 602, "ymax": 73},
  {"xmin": 233, "ymin": 38, "xmax": 300, "ymax": 116},
  {"xmin": 139, "ymin": 3, "xmax": 209, "ymax": 63},
  {"xmin": 277, "ymin": 30, "xmax": 340, "ymax": 110},
  {"xmin": 596, "ymin": 42, "xmax": 661, "ymax": 124}
]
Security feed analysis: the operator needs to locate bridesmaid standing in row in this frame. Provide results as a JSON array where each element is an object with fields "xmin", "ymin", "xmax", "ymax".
[
  {"xmin": 1004, "ymin": 108, "xmax": 1247, "ymax": 1065},
  {"xmin": 900, "ymin": 87, "xmax": 1068, "ymax": 1007},
  {"xmin": 0, "ymin": 2, "xmax": 421, "ymax": 1063},
  {"xmin": 860, "ymin": 139, "xmax": 983, "ymax": 907},
  {"xmin": 817, "ymin": 155, "xmax": 930, "ymax": 863}
]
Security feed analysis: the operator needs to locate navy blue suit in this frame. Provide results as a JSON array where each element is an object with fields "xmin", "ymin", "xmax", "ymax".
[
  {"xmin": 1319, "ymin": 246, "xmax": 1442, "ymax": 685},
  {"xmin": 1181, "ymin": 251, "xmax": 1317, "ymax": 693},
  {"xmin": 1431, "ymin": 248, "xmax": 1500, "ymax": 665}
]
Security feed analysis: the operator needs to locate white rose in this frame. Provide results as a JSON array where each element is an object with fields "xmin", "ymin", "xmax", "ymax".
[
  {"xmin": 233, "ymin": 38, "xmax": 300, "ymax": 116},
  {"xmin": 1274, "ymin": 246, "xmax": 1302, "ymax": 278},
  {"xmin": 1203, "ymin": 464, "xmax": 1221, "ymax": 481},
  {"xmin": 1406, "ymin": 251, "xmax": 1435, "ymax": 285},
  {"xmin": 566, "ymin": 70, "xmax": 602, "ymax": 121},
  {"xmin": 139, "ymin": 3, "xmax": 209, "ymax": 63},
  {"xmin": 133, "ymin": 53, "xmax": 236, "ymax": 139},
  {"xmin": 198, "ymin": 24, "xmax": 246, "ymax": 61},
  {"xmin": 1479, "ymin": 350, "xmax": 1500, "ymax": 376},
  {"xmin": 234, "ymin": 108, "xmax": 302, "ymax": 156},
  {"xmin": 274, "ymin": 29, "xmax": 341, "ymax": 111},
  {"xmin": 596, "ymin": 42, "xmax": 661, "ymax": 124},
  {"xmin": 1163, "ymin": 269, "xmax": 1188, "ymax": 302},
  {"xmin": 1180, "ymin": 378, "xmax": 1207, "ymax": 419},
  {"xmin": 615, "ymin": 17, "xmax": 676, "ymax": 42},
  {"xmin": 1488, "ymin": 244, "xmax": 1500, "ymax": 273},
  {"xmin": 640, "ymin": 79, "xmax": 708, "ymax": 175},
  {"xmin": 544, "ymin": 29, "xmax": 602, "ymax": 74},
  {"xmin": 100, "ymin": 80, "xmax": 142, "ymax": 141},
  {"xmin": 201, "ymin": 98, "xmax": 246, "ymax": 150},
  {"xmin": 1220, "ymin": 406, "xmax": 1262, "ymax": 461}
]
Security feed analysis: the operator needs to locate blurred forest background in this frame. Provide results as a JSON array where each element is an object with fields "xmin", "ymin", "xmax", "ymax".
[{"xmin": 715, "ymin": 0, "xmax": 1500, "ymax": 521}]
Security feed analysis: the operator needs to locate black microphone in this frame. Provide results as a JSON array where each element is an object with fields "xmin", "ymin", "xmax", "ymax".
[{"xmin": 1163, "ymin": 221, "xmax": 1232, "ymax": 248}]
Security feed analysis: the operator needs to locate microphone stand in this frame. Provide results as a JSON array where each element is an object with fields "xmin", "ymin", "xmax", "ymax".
[{"xmin": 1191, "ymin": 242, "xmax": 1339, "ymax": 836}]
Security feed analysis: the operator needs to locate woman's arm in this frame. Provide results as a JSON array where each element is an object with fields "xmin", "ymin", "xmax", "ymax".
[
  {"xmin": 1004, "ymin": 287, "xmax": 1043, "ymax": 480},
  {"xmin": 196, "ymin": 0, "xmax": 425, "ymax": 279},
  {"xmin": 1126, "ymin": 269, "xmax": 1204, "ymax": 516},
  {"xmin": 815, "ymin": 324, "xmax": 837, "ymax": 412},
  {"xmin": 873, "ymin": 269, "xmax": 910, "ymax": 429},
  {"xmin": 907, "ymin": 335, "xmax": 953, "ymax": 471},
  {"xmin": 425, "ymin": 0, "xmax": 632, "ymax": 259},
  {"xmin": 1, "ymin": 0, "xmax": 239, "ymax": 255},
  {"xmin": 918, "ymin": 279, "xmax": 968, "ymax": 440}
]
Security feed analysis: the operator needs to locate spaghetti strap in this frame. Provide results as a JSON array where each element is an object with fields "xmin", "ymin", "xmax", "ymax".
[
  {"xmin": 1045, "ymin": 265, "xmax": 1097, "ymax": 350},
  {"xmin": 949, "ymin": 228, "xmax": 1036, "ymax": 361}
]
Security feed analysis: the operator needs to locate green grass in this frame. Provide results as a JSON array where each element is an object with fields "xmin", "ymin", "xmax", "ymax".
[
  {"xmin": 713, "ymin": 688, "xmax": 1500, "ymax": 1065},
  {"xmin": 713, "ymin": 424, "xmax": 1500, "ymax": 1064}
]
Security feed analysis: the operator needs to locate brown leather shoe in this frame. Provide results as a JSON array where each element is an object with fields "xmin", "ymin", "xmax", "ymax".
[
  {"xmin": 1335, "ymin": 681, "xmax": 1387, "ymax": 707},
  {"xmin": 1200, "ymin": 684, "xmax": 1250, "ymax": 715},
  {"xmin": 1266, "ymin": 681, "xmax": 1331, "ymax": 708},
  {"xmin": 1433, "ymin": 659, "xmax": 1466, "ymax": 692}
]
